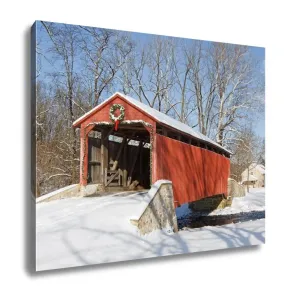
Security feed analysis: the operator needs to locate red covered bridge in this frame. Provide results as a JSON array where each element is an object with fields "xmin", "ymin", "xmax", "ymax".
[{"xmin": 73, "ymin": 92, "xmax": 231, "ymax": 207}]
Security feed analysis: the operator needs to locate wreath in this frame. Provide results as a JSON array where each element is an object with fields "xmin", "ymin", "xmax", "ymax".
[{"xmin": 109, "ymin": 104, "xmax": 125, "ymax": 131}]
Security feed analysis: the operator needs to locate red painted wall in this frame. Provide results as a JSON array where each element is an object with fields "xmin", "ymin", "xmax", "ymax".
[
  {"xmin": 81, "ymin": 96, "xmax": 155, "ymax": 129},
  {"xmin": 154, "ymin": 134, "xmax": 230, "ymax": 206}
]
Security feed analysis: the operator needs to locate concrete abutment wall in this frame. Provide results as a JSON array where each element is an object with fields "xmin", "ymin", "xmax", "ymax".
[{"xmin": 130, "ymin": 180, "xmax": 178, "ymax": 235}]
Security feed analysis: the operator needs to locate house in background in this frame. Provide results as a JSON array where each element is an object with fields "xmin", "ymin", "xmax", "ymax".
[{"xmin": 241, "ymin": 163, "xmax": 265, "ymax": 188}]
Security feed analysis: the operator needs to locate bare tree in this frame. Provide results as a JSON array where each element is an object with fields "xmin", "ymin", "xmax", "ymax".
[
  {"xmin": 79, "ymin": 26, "xmax": 133, "ymax": 107},
  {"xmin": 230, "ymin": 125, "xmax": 264, "ymax": 192},
  {"xmin": 210, "ymin": 43, "xmax": 263, "ymax": 146},
  {"xmin": 124, "ymin": 37, "xmax": 176, "ymax": 113},
  {"xmin": 171, "ymin": 41, "xmax": 197, "ymax": 125},
  {"xmin": 37, "ymin": 23, "xmax": 133, "ymax": 195},
  {"xmin": 41, "ymin": 21, "xmax": 81, "ymax": 185},
  {"xmin": 179, "ymin": 41, "xmax": 217, "ymax": 133},
  {"xmin": 177, "ymin": 41, "xmax": 264, "ymax": 145}
]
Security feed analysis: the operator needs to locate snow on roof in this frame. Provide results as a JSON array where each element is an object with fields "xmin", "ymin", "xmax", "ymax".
[{"xmin": 73, "ymin": 92, "xmax": 231, "ymax": 154}]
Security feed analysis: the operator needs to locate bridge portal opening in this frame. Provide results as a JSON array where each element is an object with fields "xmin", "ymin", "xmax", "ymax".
[{"xmin": 87, "ymin": 122, "xmax": 151, "ymax": 191}]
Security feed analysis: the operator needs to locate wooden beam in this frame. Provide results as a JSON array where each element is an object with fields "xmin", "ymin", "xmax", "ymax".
[
  {"xmin": 104, "ymin": 168, "xmax": 107, "ymax": 186},
  {"xmin": 127, "ymin": 141, "xmax": 143, "ymax": 186},
  {"xmin": 115, "ymin": 126, "xmax": 146, "ymax": 131},
  {"xmin": 139, "ymin": 142, "xmax": 143, "ymax": 177},
  {"xmin": 101, "ymin": 129, "xmax": 109, "ymax": 184},
  {"xmin": 111, "ymin": 136, "xmax": 127, "ymax": 171},
  {"xmin": 112, "ymin": 132, "xmax": 149, "ymax": 143},
  {"xmin": 110, "ymin": 131, "xmax": 149, "ymax": 141},
  {"xmin": 162, "ymin": 128, "xmax": 168, "ymax": 137},
  {"xmin": 106, "ymin": 170, "xmax": 119, "ymax": 186},
  {"xmin": 123, "ymin": 139, "xmax": 128, "ymax": 187},
  {"xmin": 102, "ymin": 127, "xmax": 114, "ymax": 140}
]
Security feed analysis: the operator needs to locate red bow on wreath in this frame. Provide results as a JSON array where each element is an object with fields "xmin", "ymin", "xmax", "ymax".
[
  {"xmin": 109, "ymin": 104, "xmax": 125, "ymax": 131},
  {"xmin": 114, "ymin": 119, "xmax": 119, "ymax": 131}
]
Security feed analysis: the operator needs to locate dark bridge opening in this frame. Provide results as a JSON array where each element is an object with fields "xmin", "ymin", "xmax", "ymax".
[{"xmin": 87, "ymin": 122, "xmax": 151, "ymax": 191}]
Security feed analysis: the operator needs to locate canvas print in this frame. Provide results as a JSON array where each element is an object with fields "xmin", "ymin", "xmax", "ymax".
[{"xmin": 32, "ymin": 21, "xmax": 265, "ymax": 271}]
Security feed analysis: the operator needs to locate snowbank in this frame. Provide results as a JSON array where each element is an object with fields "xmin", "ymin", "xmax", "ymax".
[
  {"xmin": 209, "ymin": 188, "xmax": 265, "ymax": 216},
  {"xmin": 36, "ymin": 184, "xmax": 80, "ymax": 203},
  {"xmin": 36, "ymin": 188, "xmax": 265, "ymax": 271}
]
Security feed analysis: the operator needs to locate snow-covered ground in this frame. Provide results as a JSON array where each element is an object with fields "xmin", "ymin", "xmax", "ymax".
[
  {"xmin": 176, "ymin": 188, "xmax": 265, "ymax": 218},
  {"xmin": 210, "ymin": 187, "xmax": 265, "ymax": 215},
  {"xmin": 36, "ymin": 188, "xmax": 265, "ymax": 271}
]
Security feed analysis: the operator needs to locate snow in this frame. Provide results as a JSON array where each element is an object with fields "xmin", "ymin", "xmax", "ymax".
[
  {"xmin": 36, "ymin": 187, "xmax": 265, "ymax": 271},
  {"xmin": 73, "ymin": 92, "xmax": 231, "ymax": 154},
  {"xmin": 209, "ymin": 188, "xmax": 265, "ymax": 216},
  {"xmin": 36, "ymin": 184, "xmax": 78, "ymax": 203},
  {"xmin": 176, "ymin": 188, "xmax": 265, "ymax": 218},
  {"xmin": 120, "ymin": 119, "xmax": 153, "ymax": 127}
]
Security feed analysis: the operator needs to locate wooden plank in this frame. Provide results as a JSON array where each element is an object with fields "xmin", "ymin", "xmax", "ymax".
[
  {"xmin": 118, "ymin": 169, "xmax": 122, "ymax": 186},
  {"xmin": 140, "ymin": 143, "xmax": 143, "ymax": 176},
  {"xmin": 106, "ymin": 170, "xmax": 119, "ymax": 186},
  {"xmin": 102, "ymin": 127, "xmax": 114, "ymax": 140},
  {"xmin": 101, "ymin": 129, "xmax": 109, "ymax": 184},
  {"xmin": 123, "ymin": 140, "xmax": 128, "ymax": 187},
  {"xmin": 111, "ymin": 136, "xmax": 127, "ymax": 171},
  {"xmin": 115, "ymin": 126, "xmax": 146, "ymax": 131},
  {"xmin": 104, "ymin": 168, "xmax": 107, "ymax": 186},
  {"xmin": 88, "ymin": 136, "xmax": 101, "ymax": 183},
  {"xmin": 139, "ymin": 142, "xmax": 146, "ymax": 176},
  {"xmin": 110, "ymin": 133, "xmax": 149, "ymax": 143},
  {"xmin": 127, "ymin": 141, "xmax": 143, "ymax": 186},
  {"xmin": 89, "ymin": 161, "xmax": 100, "ymax": 165},
  {"xmin": 162, "ymin": 128, "xmax": 168, "ymax": 137}
]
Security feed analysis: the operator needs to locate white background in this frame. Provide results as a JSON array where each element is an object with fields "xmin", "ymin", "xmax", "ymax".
[{"xmin": 0, "ymin": 0, "xmax": 284, "ymax": 301}]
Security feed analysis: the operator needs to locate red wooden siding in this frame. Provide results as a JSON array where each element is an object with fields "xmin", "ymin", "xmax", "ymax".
[
  {"xmin": 154, "ymin": 134, "xmax": 230, "ymax": 205},
  {"xmin": 81, "ymin": 96, "xmax": 155, "ymax": 129}
]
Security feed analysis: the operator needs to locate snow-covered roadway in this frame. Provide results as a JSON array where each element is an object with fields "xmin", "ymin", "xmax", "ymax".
[{"xmin": 36, "ymin": 189, "xmax": 265, "ymax": 271}]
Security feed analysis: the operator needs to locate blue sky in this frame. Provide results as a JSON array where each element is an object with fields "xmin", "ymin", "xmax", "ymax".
[
  {"xmin": 249, "ymin": 47, "xmax": 265, "ymax": 137},
  {"xmin": 36, "ymin": 21, "xmax": 265, "ymax": 138}
]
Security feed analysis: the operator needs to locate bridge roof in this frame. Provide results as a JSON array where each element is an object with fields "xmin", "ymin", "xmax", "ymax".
[{"xmin": 73, "ymin": 92, "xmax": 231, "ymax": 154}]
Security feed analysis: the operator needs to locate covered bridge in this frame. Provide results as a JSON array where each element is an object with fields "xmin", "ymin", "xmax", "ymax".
[{"xmin": 73, "ymin": 92, "xmax": 231, "ymax": 207}]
